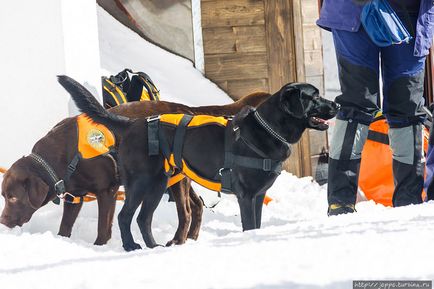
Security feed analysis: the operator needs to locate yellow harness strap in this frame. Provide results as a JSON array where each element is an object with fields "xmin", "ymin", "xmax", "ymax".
[
  {"xmin": 160, "ymin": 114, "xmax": 228, "ymax": 128},
  {"xmin": 77, "ymin": 114, "xmax": 116, "ymax": 159}
]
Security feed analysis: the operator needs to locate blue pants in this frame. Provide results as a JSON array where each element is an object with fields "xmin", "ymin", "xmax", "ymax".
[{"xmin": 328, "ymin": 24, "xmax": 427, "ymax": 208}]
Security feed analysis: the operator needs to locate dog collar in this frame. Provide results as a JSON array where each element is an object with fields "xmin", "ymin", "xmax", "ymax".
[
  {"xmin": 28, "ymin": 153, "xmax": 81, "ymax": 204},
  {"xmin": 28, "ymin": 153, "xmax": 66, "ymax": 195},
  {"xmin": 253, "ymin": 110, "xmax": 289, "ymax": 145}
]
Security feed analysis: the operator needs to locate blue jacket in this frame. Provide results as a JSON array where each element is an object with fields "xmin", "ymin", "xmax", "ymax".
[{"xmin": 317, "ymin": 0, "xmax": 434, "ymax": 57}]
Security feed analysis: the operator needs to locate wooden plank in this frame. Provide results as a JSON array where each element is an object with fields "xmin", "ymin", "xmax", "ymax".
[
  {"xmin": 301, "ymin": 0, "xmax": 320, "ymax": 24},
  {"xmin": 203, "ymin": 25, "xmax": 266, "ymax": 55},
  {"xmin": 265, "ymin": 0, "xmax": 296, "ymax": 92},
  {"xmin": 201, "ymin": 0, "xmax": 265, "ymax": 28},
  {"xmin": 304, "ymin": 50, "xmax": 323, "ymax": 77},
  {"xmin": 227, "ymin": 78, "xmax": 269, "ymax": 100},
  {"xmin": 216, "ymin": 80, "xmax": 228, "ymax": 91},
  {"xmin": 265, "ymin": 0, "xmax": 306, "ymax": 176},
  {"xmin": 303, "ymin": 24, "xmax": 322, "ymax": 51},
  {"xmin": 204, "ymin": 52, "xmax": 268, "ymax": 82},
  {"xmin": 309, "ymin": 130, "xmax": 328, "ymax": 156},
  {"xmin": 306, "ymin": 75, "xmax": 324, "ymax": 96}
]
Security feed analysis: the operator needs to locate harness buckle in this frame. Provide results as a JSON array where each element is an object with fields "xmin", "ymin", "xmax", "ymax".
[
  {"xmin": 147, "ymin": 115, "xmax": 161, "ymax": 123},
  {"xmin": 218, "ymin": 168, "xmax": 232, "ymax": 176},
  {"xmin": 263, "ymin": 159, "xmax": 272, "ymax": 171},
  {"xmin": 62, "ymin": 192, "xmax": 82, "ymax": 204},
  {"xmin": 54, "ymin": 180, "xmax": 65, "ymax": 195}
]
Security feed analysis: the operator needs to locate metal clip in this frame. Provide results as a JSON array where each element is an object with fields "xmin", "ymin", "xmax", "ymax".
[
  {"xmin": 263, "ymin": 159, "xmax": 272, "ymax": 171},
  {"xmin": 218, "ymin": 168, "xmax": 232, "ymax": 176},
  {"xmin": 147, "ymin": 115, "xmax": 161, "ymax": 123},
  {"xmin": 54, "ymin": 180, "xmax": 65, "ymax": 195}
]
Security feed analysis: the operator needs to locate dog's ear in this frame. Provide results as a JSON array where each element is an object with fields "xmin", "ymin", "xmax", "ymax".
[
  {"xmin": 233, "ymin": 105, "xmax": 255, "ymax": 126},
  {"xmin": 279, "ymin": 86, "xmax": 305, "ymax": 119},
  {"xmin": 26, "ymin": 175, "xmax": 49, "ymax": 209}
]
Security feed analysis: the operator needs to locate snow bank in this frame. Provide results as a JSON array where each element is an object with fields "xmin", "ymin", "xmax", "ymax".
[{"xmin": 2, "ymin": 172, "xmax": 434, "ymax": 289}]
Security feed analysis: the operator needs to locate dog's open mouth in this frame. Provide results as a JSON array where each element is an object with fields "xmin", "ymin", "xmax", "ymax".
[{"xmin": 308, "ymin": 116, "xmax": 329, "ymax": 130}]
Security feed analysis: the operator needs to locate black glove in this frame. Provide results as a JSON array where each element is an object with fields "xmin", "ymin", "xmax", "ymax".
[{"xmin": 352, "ymin": 0, "xmax": 372, "ymax": 5}]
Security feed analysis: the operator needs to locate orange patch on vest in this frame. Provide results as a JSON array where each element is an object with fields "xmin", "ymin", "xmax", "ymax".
[{"xmin": 77, "ymin": 114, "xmax": 116, "ymax": 159}]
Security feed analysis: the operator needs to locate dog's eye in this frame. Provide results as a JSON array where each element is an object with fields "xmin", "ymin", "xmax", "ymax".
[{"xmin": 8, "ymin": 197, "xmax": 17, "ymax": 203}]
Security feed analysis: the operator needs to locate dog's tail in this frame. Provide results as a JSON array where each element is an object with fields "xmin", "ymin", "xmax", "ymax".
[{"xmin": 57, "ymin": 75, "xmax": 131, "ymax": 131}]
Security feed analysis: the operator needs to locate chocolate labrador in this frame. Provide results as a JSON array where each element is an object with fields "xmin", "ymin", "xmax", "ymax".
[{"xmin": 59, "ymin": 75, "xmax": 339, "ymax": 251}]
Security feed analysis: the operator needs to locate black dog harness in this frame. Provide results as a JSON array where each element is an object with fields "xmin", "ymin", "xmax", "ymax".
[
  {"xmin": 28, "ymin": 152, "xmax": 81, "ymax": 204},
  {"xmin": 147, "ymin": 110, "xmax": 284, "ymax": 193}
]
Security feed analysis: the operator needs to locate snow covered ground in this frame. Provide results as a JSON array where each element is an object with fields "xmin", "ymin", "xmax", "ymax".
[{"xmin": 2, "ymin": 172, "xmax": 434, "ymax": 289}]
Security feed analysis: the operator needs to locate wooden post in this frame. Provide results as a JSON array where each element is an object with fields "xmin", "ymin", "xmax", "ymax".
[
  {"xmin": 264, "ymin": 0, "xmax": 312, "ymax": 177},
  {"xmin": 425, "ymin": 47, "xmax": 434, "ymax": 106}
]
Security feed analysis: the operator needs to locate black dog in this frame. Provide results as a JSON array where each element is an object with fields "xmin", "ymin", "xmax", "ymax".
[{"xmin": 58, "ymin": 75, "xmax": 338, "ymax": 251}]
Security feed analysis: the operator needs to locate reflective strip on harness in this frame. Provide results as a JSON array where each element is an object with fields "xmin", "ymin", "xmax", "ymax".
[{"xmin": 77, "ymin": 114, "xmax": 116, "ymax": 159}]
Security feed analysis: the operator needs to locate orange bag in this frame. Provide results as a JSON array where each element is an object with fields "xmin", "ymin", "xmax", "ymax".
[{"xmin": 359, "ymin": 116, "xmax": 428, "ymax": 206}]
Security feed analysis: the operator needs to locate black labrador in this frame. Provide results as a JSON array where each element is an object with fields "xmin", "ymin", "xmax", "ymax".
[{"xmin": 58, "ymin": 75, "xmax": 338, "ymax": 251}]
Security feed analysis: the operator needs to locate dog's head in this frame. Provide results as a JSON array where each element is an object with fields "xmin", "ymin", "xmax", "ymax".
[
  {"xmin": 0, "ymin": 158, "xmax": 49, "ymax": 228},
  {"xmin": 278, "ymin": 83, "xmax": 338, "ymax": 130}
]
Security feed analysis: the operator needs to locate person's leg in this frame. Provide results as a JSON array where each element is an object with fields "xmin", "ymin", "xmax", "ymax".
[
  {"xmin": 327, "ymin": 27, "xmax": 380, "ymax": 215},
  {"xmin": 381, "ymin": 21, "xmax": 426, "ymax": 207}
]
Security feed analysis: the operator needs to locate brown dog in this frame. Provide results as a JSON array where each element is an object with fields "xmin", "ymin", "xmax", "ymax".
[{"xmin": 0, "ymin": 89, "xmax": 269, "ymax": 245}]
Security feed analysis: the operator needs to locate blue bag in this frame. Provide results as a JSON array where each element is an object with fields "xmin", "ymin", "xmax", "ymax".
[{"xmin": 360, "ymin": 0, "xmax": 412, "ymax": 47}]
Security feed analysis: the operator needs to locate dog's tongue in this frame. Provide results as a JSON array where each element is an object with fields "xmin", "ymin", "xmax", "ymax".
[{"xmin": 325, "ymin": 119, "xmax": 334, "ymax": 126}]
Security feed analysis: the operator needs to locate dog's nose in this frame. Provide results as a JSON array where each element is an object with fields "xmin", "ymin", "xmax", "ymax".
[{"xmin": 0, "ymin": 215, "xmax": 17, "ymax": 228}]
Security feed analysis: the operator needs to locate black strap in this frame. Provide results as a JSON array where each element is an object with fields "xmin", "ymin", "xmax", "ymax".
[
  {"xmin": 338, "ymin": 120, "xmax": 358, "ymax": 171},
  {"xmin": 220, "ymin": 124, "xmax": 235, "ymax": 193},
  {"xmin": 173, "ymin": 115, "xmax": 193, "ymax": 169},
  {"xmin": 232, "ymin": 155, "xmax": 282, "ymax": 173},
  {"xmin": 367, "ymin": 130, "xmax": 389, "ymax": 145},
  {"xmin": 147, "ymin": 116, "xmax": 160, "ymax": 156},
  {"xmin": 220, "ymin": 122, "xmax": 283, "ymax": 194},
  {"xmin": 64, "ymin": 154, "xmax": 81, "ymax": 183}
]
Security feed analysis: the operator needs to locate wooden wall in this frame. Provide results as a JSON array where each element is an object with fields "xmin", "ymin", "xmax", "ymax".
[{"xmin": 201, "ymin": 0, "xmax": 326, "ymax": 177}]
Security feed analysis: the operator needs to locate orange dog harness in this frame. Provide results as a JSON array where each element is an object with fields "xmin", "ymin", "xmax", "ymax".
[{"xmin": 157, "ymin": 114, "xmax": 229, "ymax": 191}]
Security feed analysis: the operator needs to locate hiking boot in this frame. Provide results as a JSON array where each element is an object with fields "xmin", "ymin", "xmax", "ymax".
[{"xmin": 327, "ymin": 203, "xmax": 356, "ymax": 216}]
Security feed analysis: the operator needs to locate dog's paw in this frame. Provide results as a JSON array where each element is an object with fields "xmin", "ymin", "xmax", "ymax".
[
  {"xmin": 94, "ymin": 238, "xmax": 109, "ymax": 246},
  {"xmin": 166, "ymin": 239, "xmax": 185, "ymax": 247},
  {"xmin": 147, "ymin": 242, "xmax": 164, "ymax": 249},
  {"xmin": 187, "ymin": 232, "xmax": 199, "ymax": 240},
  {"xmin": 123, "ymin": 242, "xmax": 142, "ymax": 252}
]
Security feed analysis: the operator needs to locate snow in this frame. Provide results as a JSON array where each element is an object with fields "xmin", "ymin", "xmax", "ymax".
[
  {"xmin": 2, "ymin": 5, "xmax": 434, "ymax": 289},
  {"xmin": 2, "ymin": 172, "xmax": 434, "ymax": 289}
]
